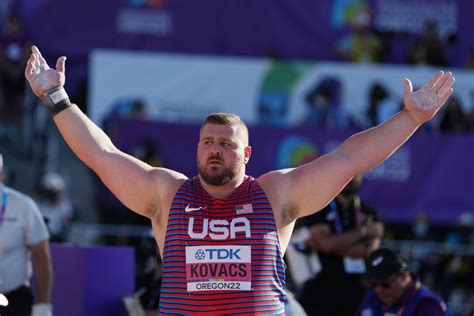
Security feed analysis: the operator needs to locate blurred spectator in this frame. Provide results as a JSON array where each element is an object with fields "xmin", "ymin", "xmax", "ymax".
[
  {"xmin": 367, "ymin": 82, "xmax": 401, "ymax": 127},
  {"xmin": 0, "ymin": 13, "xmax": 30, "ymax": 122},
  {"xmin": 297, "ymin": 175, "xmax": 384, "ymax": 316},
  {"xmin": 131, "ymin": 138, "xmax": 163, "ymax": 167},
  {"xmin": 408, "ymin": 213, "xmax": 441, "ymax": 291},
  {"xmin": 336, "ymin": 24, "xmax": 383, "ymax": 63},
  {"xmin": 439, "ymin": 212, "xmax": 474, "ymax": 311},
  {"xmin": 37, "ymin": 172, "xmax": 74, "ymax": 242},
  {"xmin": 357, "ymin": 248, "xmax": 451, "ymax": 316},
  {"xmin": 335, "ymin": 8, "xmax": 384, "ymax": 64},
  {"xmin": 439, "ymin": 96, "xmax": 471, "ymax": 133},
  {"xmin": 103, "ymin": 98, "xmax": 148, "ymax": 137},
  {"xmin": 302, "ymin": 78, "xmax": 351, "ymax": 130},
  {"xmin": 465, "ymin": 47, "xmax": 474, "ymax": 69},
  {"xmin": 303, "ymin": 82, "xmax": 332, "ymax": 128},
  {"xmin": 134, "ymin": 231, "xmax": 162, "ymax": 316},
  {"xmin": 445, "ymin": 212, "xmax": 474, "ymax": 246},
  {"xmin": 406, "ymin": 21, "xmax": 449, "ymax": 66}
]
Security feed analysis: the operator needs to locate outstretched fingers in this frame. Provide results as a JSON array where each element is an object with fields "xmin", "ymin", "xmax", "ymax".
[
  {"xmin": 436, "ymin": 72, "xmax": 455, "ymax": 97},
  {"xmin": 32, "ymin": 45, "xmax": 48, "ymax": 67},
  {"xmin": 425, "ymin": 71, "xmax": 444, "ymax": 89},
  {"xmin": 431, "ymin": 72, "xmax": 455, "ymax": 107},
  {"xmin": 25, "ymin": 53, "xmax": 35, "ymax": 79},
  {"xmin": 56, "ymin": 56, "xmax": 67, "ymax": 74},
  {"xmin": 438, "ymin": 87, "xmax": 454, "ymax": 107},
  {"xmin": 403, "ymin": 78, "xmax": 413, "ymax": 95}
]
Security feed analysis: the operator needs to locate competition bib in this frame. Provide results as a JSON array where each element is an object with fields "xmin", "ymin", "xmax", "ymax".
[{"xmin": 185, "ymin": 245, "xmax": 251, "ymax": 291}]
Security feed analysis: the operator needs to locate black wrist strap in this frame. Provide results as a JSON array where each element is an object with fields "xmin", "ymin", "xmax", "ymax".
[{"xmin": 39, "ymin": 86, "xmax": 72, "ymax": 116}]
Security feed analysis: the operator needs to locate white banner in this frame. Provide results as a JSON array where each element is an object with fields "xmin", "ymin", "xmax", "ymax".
[
  {"xmin": 89, "ymin": 50, "xmax": 474, "ymax": 127},
  {"xmin": 89, "ymin": 50, "xmax": 267, "ymax": 124}
]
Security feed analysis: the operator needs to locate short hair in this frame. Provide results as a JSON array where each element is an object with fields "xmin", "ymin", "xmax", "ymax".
[
  {"xmin": 201, "ymin": 113, "xmax": 249, "ymax": 144},
  {"xmin": 202, "ymin": 112, "xmax": 245, "ymax": 127}
]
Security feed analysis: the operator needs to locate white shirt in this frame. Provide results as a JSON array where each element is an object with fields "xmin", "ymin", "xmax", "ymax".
[{"xmin": 0, "ymin": 185, "xmax": 50, "ymax": 292}]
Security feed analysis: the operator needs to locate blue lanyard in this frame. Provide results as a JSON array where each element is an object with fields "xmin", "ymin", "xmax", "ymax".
[
  {"xmin": 330, "ymin": 196, "xmax": 362, "ymax": 233},
  {"xmin": 0, "ymin": 187, "xmax": 7, "ymax": 227}
]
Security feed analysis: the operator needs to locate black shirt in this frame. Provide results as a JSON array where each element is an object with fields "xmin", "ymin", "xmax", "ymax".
[{"xmin": 303, "ymin": 196, "xmax": 379, "ymax": 279}]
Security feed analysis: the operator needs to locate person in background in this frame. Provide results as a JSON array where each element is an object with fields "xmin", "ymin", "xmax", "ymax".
[
  {"xmin": 298, "ymin": 174, "xmax": 383, "ymax": 315},
  {"xmin": 406, "ymin": 21, "xmax": 449, "ymax": 67},
  {"xmin": 37, "ymin": 172, "xmax": 74, "ymax": 242},
  {"xmin": 358, "ymin": 248, "xmax": 451, "ymax": 316},
  {"xmin": 439, "ymin": 212, "xmax": 474, "ymax": 311},
  {"xmin": 0, "ymin": 13, "xmax": 30, "ymax": 121},
  {"xmin": 0, "ymin": 154, "xmax": 53, "ymax": 316},
  {"xmin": 408, "ymin": 213, "xmax": 440, "ymax": 291},
  {"xmin": 439, "ymin": 96, "xmax": 470, "ymax": 133},
  {"xmin": 335, "ymin": 10, "xmax": 383, "ymax": 64}
]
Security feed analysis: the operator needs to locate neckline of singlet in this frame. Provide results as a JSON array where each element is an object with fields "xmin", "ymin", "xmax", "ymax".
[{"xmin": 194, "ymin": 175, "xmax": 252, "ymax": 203}]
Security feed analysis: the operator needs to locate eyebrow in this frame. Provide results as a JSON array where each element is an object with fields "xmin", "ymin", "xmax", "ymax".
[{"xmin": 201, "ymin": 136, "xmax": 234, "ymax": 142}]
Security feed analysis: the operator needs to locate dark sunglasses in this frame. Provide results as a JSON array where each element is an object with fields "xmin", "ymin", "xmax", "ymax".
[{"xmin": 369, "ymin": 275, "xmax": 398, "ymax": 289}]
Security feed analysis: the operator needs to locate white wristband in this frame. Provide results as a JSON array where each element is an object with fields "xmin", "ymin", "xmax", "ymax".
[{"xmin": 39, "ymin": 86, "xmax": 71, "ymax": 116}]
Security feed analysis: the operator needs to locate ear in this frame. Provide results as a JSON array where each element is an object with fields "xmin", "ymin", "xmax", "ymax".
[
  {"xmin": 400, "ymin": 271, "xmax": 411, "ymax": 283},
  {"xmin": 243, "ymin": 146, "xmax": 252, "ymax": 164}
]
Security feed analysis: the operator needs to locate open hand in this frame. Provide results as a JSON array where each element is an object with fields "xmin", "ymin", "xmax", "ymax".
[
  {"xmin": 25, "ymin": 46, "xmax": 67, "ymax": 97},
  {"xmin": 403, "ymin": 71, "xmax": 455, "ymax": 125}
]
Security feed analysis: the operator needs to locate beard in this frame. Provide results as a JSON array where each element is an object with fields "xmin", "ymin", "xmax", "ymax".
[
  {"xmin": 198, "ymin": 156, "xmax": 238, "ymax": 186},
  {"xmin": 199, "ymin": 165, "xmax": 235, "ymax": 186}
]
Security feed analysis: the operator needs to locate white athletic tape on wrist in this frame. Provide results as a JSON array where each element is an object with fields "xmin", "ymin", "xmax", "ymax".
[{"xmin": 40, "ymin": 86, "xmax": 71, "ymax": 116}]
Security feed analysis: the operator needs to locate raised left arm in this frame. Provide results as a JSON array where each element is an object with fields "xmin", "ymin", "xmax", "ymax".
[{"xmin": 265, "ymin": 71, "xmax": 455, "ymax": 222}]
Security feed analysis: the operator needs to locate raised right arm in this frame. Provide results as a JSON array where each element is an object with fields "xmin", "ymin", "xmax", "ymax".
[
  {"xmin": 25, "ymin": 46, "xmax": 186, "ymax": 219},
  {"xmin": 54, "ymin": 106, "xmax": 185, "ymax": 217}
]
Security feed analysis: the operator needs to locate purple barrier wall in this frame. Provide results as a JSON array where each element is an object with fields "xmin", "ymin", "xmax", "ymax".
[
  {"xmin": 50, "ymin": 244, "xmax": 135, "ymax": 316},
  {"xmin": 109, "ymin": 118, "xmax": 473, "ymax": 225}
]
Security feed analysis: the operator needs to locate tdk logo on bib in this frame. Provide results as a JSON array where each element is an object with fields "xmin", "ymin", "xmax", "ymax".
[
  {"xmin": 187, "ymin": 246, "xmax": 249, "ymax": 263},
  {"xmin": 194, "ymin": 248, "xmax": 241, "ymax": 260},
  {"xmin": 195, "ymin": 249, "xmax": 206, "ymax": 260}
]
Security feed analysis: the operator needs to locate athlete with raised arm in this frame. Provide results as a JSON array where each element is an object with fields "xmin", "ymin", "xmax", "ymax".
[{"xmin": 25, "ymin": 45, "xmax": 454, "ymax": 315}]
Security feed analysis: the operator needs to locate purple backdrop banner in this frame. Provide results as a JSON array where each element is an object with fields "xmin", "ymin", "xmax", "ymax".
[
  {"xmin": 113, "ymin": 118, "xmax": 474, "ymax": 225},
  {"xmin": 12, "ymin": 0, "xmax": 474, "ymax": 93}
]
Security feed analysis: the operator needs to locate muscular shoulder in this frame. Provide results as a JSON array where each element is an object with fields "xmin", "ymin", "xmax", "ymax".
[
  {"xmin": 148, "ymin": 168, "xmax": 187, "ymax": 217},
  {"xmin": 150, "ymin": 167, "xmax": 187, "ymax": 188},
  {"xmin": 257, "ymin": 169, "xmax": 298, "ymax": 225},
  {"xmin": 257, "ymin": 169, "xmax": 293, "ymax": 201}
]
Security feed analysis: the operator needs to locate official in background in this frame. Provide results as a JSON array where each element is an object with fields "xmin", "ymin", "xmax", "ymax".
[
  {"xmin": 357, "ymin": 248, "xmax": 451, "ymax": 316},
  {"xmin": 298, "ymin": 175, "xmax": 383, "ymax": 316},
  {"xmin": 0, "ymin": 154, "xmax": 53, "ymax": 316}
]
